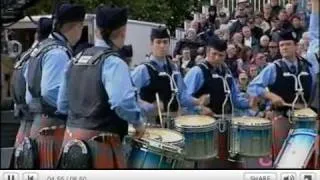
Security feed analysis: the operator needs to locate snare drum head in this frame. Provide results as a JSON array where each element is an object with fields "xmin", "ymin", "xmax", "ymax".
[
  {"xmin": 293, "ymin": 108, "xmax": 317, "ymax": 118},
  {"xmin": 145, "ymin": 128, "xmax": 183, "ymax": 144},
  {"xmin": 175, "ymin": 115, "xmax": 216, "ymax": 128},
  {"xmin": 232, "ymin": 117, "xmax": 271, "ymax": 126},
  {"xmin": 128, "ymin": 126, "xmax": 162, "ymax": 141}
]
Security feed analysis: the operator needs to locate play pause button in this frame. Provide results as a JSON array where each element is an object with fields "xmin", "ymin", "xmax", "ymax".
[{"xmin": 3, "ymin": 172, "xmax": 19, "ymax": 180}]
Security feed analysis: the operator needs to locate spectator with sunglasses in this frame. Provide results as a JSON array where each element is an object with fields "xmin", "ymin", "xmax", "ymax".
[
  {"xmin": 263, "ymin": 3, "xmax": 273, "ymax": 23},
  {"xmin": 278, "ymin": 9, "xmax": 293, "ymax": 30},
  {"xmin": 270, "ymin": 0, "xmax": 283, "ymax": 17},
  {"xmin": 267, "ymin": 41, "xmax": 281, "ymax": 62},
  {"xmin": 247, "ymin": 17, "xmax": 264, "ymax": 40},
  {"xmin": 229, "ymin": 13, "xmax": 248, "ymax": 36},
  {"xmin": 265, "ymin": 16, "xmax": 282, "ymax": 42},
  {"xmin": 254, "ymin": 12, "xmax": 271, "ymax": 33},
  {"xmin": 291, "ymin": 15, "xmax": 305, "ymax": 40},
  {"xmin": 245, "ymin": 3, "xmax": 255, "ymax": 18}
]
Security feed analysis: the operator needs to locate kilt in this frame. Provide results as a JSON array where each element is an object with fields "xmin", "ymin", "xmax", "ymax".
[
  {"xmin": 14, "ymin": 119, "xmax": 33, "ymax": 148},
  {"xmin": 30, "ymin": 113, "xmax": 66, "ymax": 169},
  {"xmin": 59, "ymin": 127, "xmax": 126, "ymax": 169}
]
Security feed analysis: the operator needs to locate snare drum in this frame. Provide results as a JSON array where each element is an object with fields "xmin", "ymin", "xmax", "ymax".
[
  {"xmin": 175, "ymin": 115, "xmax": 218, "ymax": 160},
  {"xmin": 127, "ymin": 128, "xmax": 184, "ymax": 169},
  {"xmin": 292, "ymin": 108, "xmax": 317, "ymax": 130},
  {"xmin": 274, "ymin": 129, "xmax": 317, "ymax": 168},
  {"xmin": 229, "ymin": 117, "xmax": 272, "ymax": 157}
]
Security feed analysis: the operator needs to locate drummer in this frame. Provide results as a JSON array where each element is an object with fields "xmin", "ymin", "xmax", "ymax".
[
  {"xmin": 131, "ymin": 27, "xmax": 211, "ymax": 124},
  {"xmin": 183, "ymin": 36, "xmax": 251, "ymax": 168},
  {"xmin": 57, "ymin": 5, "xmax": 145, "ymax": 169},
  {"xmin": 247, "ymin": 30, "xmax": 315, "ymax": 160}
]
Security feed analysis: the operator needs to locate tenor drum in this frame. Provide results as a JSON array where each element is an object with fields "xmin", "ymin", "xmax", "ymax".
[
  {"xmin": 292, "ymin": 108, "xmax": 317, "ymax": 130},
  {"xmin": 175, "ymin": 115, "xmax": 218, "ymax": 160},
  {"xmin": 229, "ymin": 117, "xmax": 272, "ymax": 157},
  {"xmin": 274, "ymin": 129, "xmax": 317, "ymax": 168}
]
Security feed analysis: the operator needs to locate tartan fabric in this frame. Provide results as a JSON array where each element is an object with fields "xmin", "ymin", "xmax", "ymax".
[
  {"xmin": 14, "ymin": 120, "xmax": 33, "ymax": 148},
  {"xmin": 59, "ymin": 127, "xmax": 126, "ymax": 169},
  {"xmin": 30, "ymin": 114, "xmax": 66, "ymax": 168}
]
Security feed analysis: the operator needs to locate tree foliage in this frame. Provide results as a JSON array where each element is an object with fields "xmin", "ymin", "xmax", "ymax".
[{"xmin": 26, "ymin": 0, "xmax": 197, "ymax": 34}]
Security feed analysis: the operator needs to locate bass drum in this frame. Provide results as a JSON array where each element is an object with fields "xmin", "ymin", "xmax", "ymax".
[{"xmin": 274, "ymin": 129, "xmax": 317, "ymax": 169}]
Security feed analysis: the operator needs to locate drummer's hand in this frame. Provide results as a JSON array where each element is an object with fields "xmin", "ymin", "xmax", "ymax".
[
  {"xmin": 198, "ymin": 94, "xmax": 210, "ymax": 106},
  {"xmin": 265, "ymin": 92, "xmax": 285, "ymax": 107},
  {"xmin": 199, "ymin": 106, "xmax": 214, "ymax": 116},
  {"xmin": 134, "ymin": 123, "xmax": 146, "ymax": 139},
  {"xmin": 265, "ymin": 110, "xmax": 274, "ymax": 120},
  {"xmin": 152, "ymin": 100, "xmax": 164, "ymax": 112},
  {"xmin": 270, "ymin": 96, "xmax": 285, "ymax": 107},
  {"xmin": 249, "ymin": 96, "xmax": 260, "ymax": 111}
]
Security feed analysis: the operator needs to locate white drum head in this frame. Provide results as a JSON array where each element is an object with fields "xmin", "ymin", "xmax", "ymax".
[
  {"xmin": 175, "ymin": 115, "xmax": 216, "ymax": 128},
  {"xmin": 128, "ymin": 125, "xmax": 162, "ymax": 140},
  {"xmin": 293, "ymin": 108, "xmax": 317, "ymax": 118},
  {"xmin": 232, "ymin": 116, "xmax": 271, "ymax": 126},
  {"xmin": 145, "ymin": 128, "xmax": 183, "ymax": 144}
]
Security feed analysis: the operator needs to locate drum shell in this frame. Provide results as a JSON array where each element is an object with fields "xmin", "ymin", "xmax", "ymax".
[
  {"xmin": 127, "ymin": 139, "xmax": 184, "ymax": 169},
  {"xmin": 175, "ymin": 123, "xmax": 218, "ymax": 160},
  {"xmin": 229, "ymin": 122, "xmax": 272, "ymax": 157},
  {"xmin": 126, "ymin": 128, "xmax": 184, "ymax": 169},
  {"xmin": 292, "ymin": 116, "xmax": 317, "ymax": 130}
]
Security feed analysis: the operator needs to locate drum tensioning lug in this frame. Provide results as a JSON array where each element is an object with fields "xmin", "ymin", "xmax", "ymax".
[
  {"xmin": 158, "ymin": 155, "xmax": 164, "ymax": 168},
  {"xmin": 140, "ymin": 150, "xmax": 149, "ymax": 168}
]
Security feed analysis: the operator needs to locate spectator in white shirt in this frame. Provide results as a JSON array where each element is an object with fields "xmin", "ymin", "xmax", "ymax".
[{"xmin": 242, "ymin": 26, "xmax": 259, "ymax": 49}]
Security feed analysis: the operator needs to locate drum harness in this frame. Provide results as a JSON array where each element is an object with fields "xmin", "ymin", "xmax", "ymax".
[
  {"xmin": 150, "ymin": 64, "xmax": 181, "ymax": 128},
  {"xmin": 212, "ymin": 73, "xmax": 238, "ymax": 160},
  {"xmin": 211, "ymin": 73, "xmax": 234, "ymax": 133},
  {"xmin": 282, "ymin": 70, "xmax": 309, "ymax": 123}
]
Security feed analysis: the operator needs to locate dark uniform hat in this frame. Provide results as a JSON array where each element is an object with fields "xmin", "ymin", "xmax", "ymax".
[
  {"xmin": 37, "ymin": 17, "xmax": 53, "ymax": 40},
  {"xmin": 96, "ymin": 5, "xmax": 128, "ymax": 30},
  {"xmin": 54, "ymin": 3, "xmax": 85, "ymax": 24},
  {"xmin": 207, "ymin": 36, "xmax": 227, "ymax": 52},
  {"xmin": 150, "ymin": 26, "xmax": 170, "ymax": 40},
  {"xmin": 279, "ymin": 30, "xmax": 298, "ymax": 43}
]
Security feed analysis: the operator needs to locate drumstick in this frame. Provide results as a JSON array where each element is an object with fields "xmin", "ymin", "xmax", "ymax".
[
  {"xmin": 283, "ymin": 103, "xmax": 304, "ymax": 109},
  {"xmin": 156, "ymin": 93, "xmax": 163, "ymax": 128}
]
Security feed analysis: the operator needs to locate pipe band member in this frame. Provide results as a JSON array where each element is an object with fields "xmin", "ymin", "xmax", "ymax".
[
  {"xmin": 57, "ymin": 5, "xmax": 146, "ymax": 169},
  {"xmin": 247, "ymin": 29, "xmax": 314, "ymax": 160},
  {"xmin": 25, "ymin": 2, "xmax": 85, "ymax": 168},
  {"xmin": 184, "ymin": 36, "xmax": 251, "ymax": 168}
]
